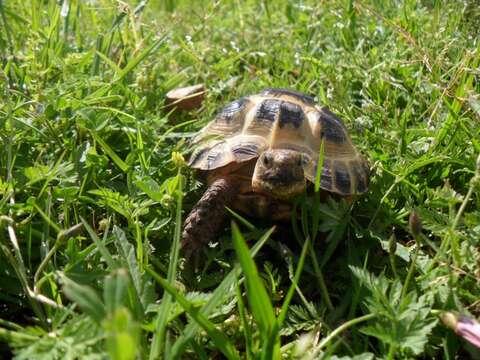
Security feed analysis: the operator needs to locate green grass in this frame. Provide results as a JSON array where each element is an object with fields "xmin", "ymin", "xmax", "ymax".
[{"xmin": 1, "ymin": 0, "xmax": 480, "ymax": 359}]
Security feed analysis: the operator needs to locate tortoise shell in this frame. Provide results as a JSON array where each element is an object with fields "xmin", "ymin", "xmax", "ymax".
[{"xmin": 189, "ymin": 88, "xmax": 369, "ymax": 196}]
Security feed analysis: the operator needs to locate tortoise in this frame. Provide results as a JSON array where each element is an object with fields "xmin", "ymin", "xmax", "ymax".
[{"xmin": 182, "ymin": 88, "xmax": 369, "ymax": 256}]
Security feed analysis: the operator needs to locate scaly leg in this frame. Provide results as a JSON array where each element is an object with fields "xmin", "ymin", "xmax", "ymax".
[{"xmin": 182, "ymin": 176, "xmax": 238, "ymax": 259}]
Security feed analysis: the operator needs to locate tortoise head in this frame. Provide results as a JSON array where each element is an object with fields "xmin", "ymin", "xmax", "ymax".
[{"xmin": 252, "ymin": 149, "xmax": 306, "ymax": 200}]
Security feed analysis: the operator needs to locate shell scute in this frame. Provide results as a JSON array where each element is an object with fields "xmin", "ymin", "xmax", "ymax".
[
  {"xmin": 256, "ymin": 99, "xmax": 281, "ymax": 122},
  {"xmin": 279, "ymin": 101, "xmax": 305, "ymax": 128},
  {"xmin": 231, "ymin": 140, "xmax": 262, "ymax": 161},
  {"xmin": 200, "ymin": 97, "xmax": 253, "ymax": 137},
  {"xmin": 351, "ymin": 161, "xmax": 367, "ymax": 193},
  {"xmin": 216, "ymin": 97, "xmax": 248, "ymax": 124},
  {"xmin": 261, "ymin": 88, "xmax": 315, "ymax": 105},
  {"xmin": 316, "ymin": 107, "xmax": 347, "ymax": 143},
  {"xmin": 333, "ymin": 161, "xmax": 351, "ymax": 195},
  {"xmin": 189, "ymin": 147, "xmax": 209, "ymax": 167},
  {"xmin": 204, "ymin": 142, "xmax": 233, "ymax": 169},
  {"xmin": 319, "ymin": 159, "xmax": 333, "ymax": 191}
]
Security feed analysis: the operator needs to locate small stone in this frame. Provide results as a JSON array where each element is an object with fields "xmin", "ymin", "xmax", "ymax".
[{"xmin": 164, "ymin": 84, "xmax": 205, "ymax": 112}]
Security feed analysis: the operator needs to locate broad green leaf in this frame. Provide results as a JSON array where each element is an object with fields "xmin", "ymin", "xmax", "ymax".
[
  {"xmin": 103, "ymin": 269, "xmax": 130, "ymax": 316},
  {"xmin": 62, "ymin": 276, "xmax": 106, "ymax": 323},
  {"xmin": 134, "ymin": 176, "xmax": 163, "ymax": 202},
  {"xmin": 105, "ymin": 307, "xmax": 140, "ymax": 360},
  {"xmin": 351, "ymin": 266, "xmax": 438, "ymax": 355}
]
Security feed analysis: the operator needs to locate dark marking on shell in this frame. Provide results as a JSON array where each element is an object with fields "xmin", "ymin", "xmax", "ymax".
[
  {"xmin": 206, "ymin": 152, "xmax": 221, "ymax": 169},
  {"xmin": 261, "ymin": 88, "xmax": 315, "ymax": 105},
  {"xmin": 279, "ymin": 101, "xmax": 304, "ymax": 128},
  {"xmin": 215, "ymin": 97, "xmax": 247, "ymax": 123},
  {"xmin": 256, "ymin": 99, "xmax": 281, "ymax": 122},
  {"xmin": 318, "ymin": 107, "xmax": 347, "ymax": 143},
  {"xmin": 189, "ymin": 147, "xmax": 208, "ymax": 167},
  {"xmin": 351, "ymin": 161, "xmax": 368, "ymax": 193},
  {"xmin": 334, "ymin": 161, "xmax": 351, "ymax": 194},
  {"xmin": 319, "ymin": 159, "xmax": 333, "ymax": 190},
  {"xmin": 205, "ymin": 142, "xmax": 229, "ymax": 169},
  {"xmin": 232, "ymin": 142, "xmax": 260, "ymax": 161}
]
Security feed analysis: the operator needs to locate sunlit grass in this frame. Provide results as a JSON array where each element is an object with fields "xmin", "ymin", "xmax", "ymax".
[{"xmin": 0, "ymin": 0, "xmax": 479, "ymax": 359}]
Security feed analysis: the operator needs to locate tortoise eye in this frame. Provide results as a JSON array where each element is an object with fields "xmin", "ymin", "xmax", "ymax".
[
  {"xmin": 297, "ymin": 155, "xmax": 304, "ymax": 166},
  {"xmin": 263, "ymin": 154, "xmax": 272, "ymax": 167},
  {"xmin": 301, "ymin": 155, "xmax": 310, "ymax": 166}
]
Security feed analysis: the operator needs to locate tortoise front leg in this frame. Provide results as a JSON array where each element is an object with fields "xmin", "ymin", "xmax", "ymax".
[{"xmin": 182, "ymin": 176, "xmax": 239, "ymax": 259}]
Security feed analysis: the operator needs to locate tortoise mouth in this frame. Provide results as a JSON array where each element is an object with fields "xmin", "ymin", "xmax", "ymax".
[{"xmin": 252, "ymin": 176, "xmax": 306, "ymax": 200}]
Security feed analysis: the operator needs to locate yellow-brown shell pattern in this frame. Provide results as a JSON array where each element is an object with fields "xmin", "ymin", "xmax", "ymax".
[{"xmin": 189, "ymin": 88, "xmax": 369, "ymax": 195}]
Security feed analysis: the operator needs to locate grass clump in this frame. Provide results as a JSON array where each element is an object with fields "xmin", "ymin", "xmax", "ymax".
[{"xmin": 1, "ymin": 0, "xmax": 479, "ymax": 359}]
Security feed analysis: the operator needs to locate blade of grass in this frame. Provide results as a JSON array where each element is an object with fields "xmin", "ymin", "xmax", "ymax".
[
  {"xmin": 114, "ymin": 34, "xmax": 167, "ymax": 82},
  {"xmin": 308, "ymin": 240, "xmax": 334, "ymax": 311},
  {"xmin": 293, "ymin": 192, "xmax": 334, "ymax": 311},
  {"xmin": 312, "ymin": 139, "xmax": 325, "ymax": 240},
  {"xmin": 314, "ymin": 139, "xmax": 325, "ymax": 193},
  {"xmin": 277, "ymin": 237, "xmax": 309, "ymax": 327},
  {"xmin": 263, "ymin": 237, "xmax": 310, "ymax": 360},
  {"xmin": 90, "ymin": 131, "xmax": 129, "ymax": 173},
  {"xmin": 149, "ymin": 170, "xmax": 183, "ymax": 360},
  {"xmin": 94, "ymin": 50, "xmax": 122, "ymax": 75},
  {"xmin": 170, "ymin": 226, "xmax": 275, "ymax": 359},
  {"xmin": 147, "ymin": 267, "xmax": 240, "ymax": 360},
  {"xmin": 0, "ymin": 0, "xmax": 14, "ymax": 54},
  {"xmin": 91, "ymin": 34, "xmax": 104, "ymax": 76},
  {"xmin": 320, "ymin": 205, "xmax": 350, "ymax": 268},
  {"xmin": 231, "ymin": 222, "xmax": 280, "ymax": 358},
  {"xmin": 136, "ymin": 122, "xmax": 148, "ymax": 172},
  {"xmin": 226, "ymin": 206, "xmax": 256, "ymax": 231},
  {"xmin": 433, "ymin": 50, "xmax": 480, "ymax": 152},
  {"xmin": 235, "ymin": 275, "xmax": 254, "ymax": 360},
  {"xmin": 80, "ymin": 216, "xmax": 116, "ymax": 269}
]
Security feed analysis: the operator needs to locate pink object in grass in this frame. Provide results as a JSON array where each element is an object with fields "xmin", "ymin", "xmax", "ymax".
[{"xmin": 441, "ymin": 312, "xmax": 480, "ymax": 348}]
